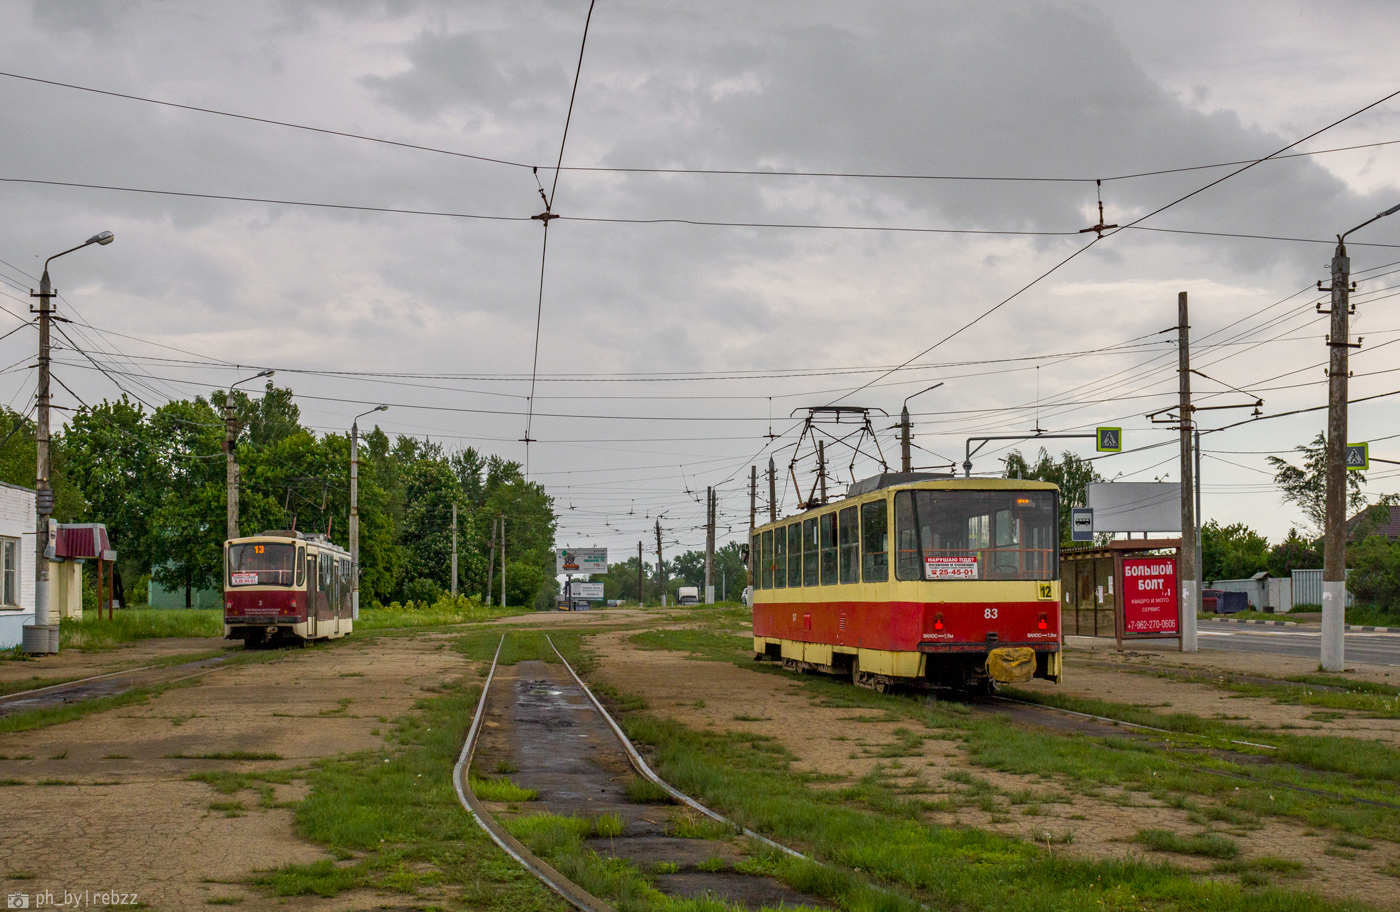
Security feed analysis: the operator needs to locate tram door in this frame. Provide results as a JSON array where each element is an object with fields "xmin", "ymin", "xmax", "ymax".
[{"xmin": 306, "ymin": 553, "xmax": 318, "ymax": 637}]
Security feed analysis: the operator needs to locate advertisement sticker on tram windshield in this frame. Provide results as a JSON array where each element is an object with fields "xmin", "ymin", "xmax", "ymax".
[
  {"xmin": 230, "ymin": 572, "xmax": 259, "ymax": 586},
  {"xmin": 925, "ymin": 556, "xmax": 978, "ymax": 580},
  {"xmin": 1122, "ymin": 557, "xmax": 1178, "ymax": 634}
]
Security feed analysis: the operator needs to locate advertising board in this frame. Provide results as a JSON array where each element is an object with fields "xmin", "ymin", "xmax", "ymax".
[
  {"xmin": 1122, "ymin": 556, "xmax": 1178, "ymax": 636},
  {"xmin": 924, "ymin": 556, "xmax": 978, "ymax": 580},
  {"xmin": 557, "ymin": 548, "xmax": 607, "ymax": 575},
  {"xmin": 567, "ymin": 581, "xmax": 605, "ymax": 600}
]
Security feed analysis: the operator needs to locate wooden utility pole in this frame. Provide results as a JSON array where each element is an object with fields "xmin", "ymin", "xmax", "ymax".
[
  {"xmin": 638, "ymin": 541, "xmax": 644, "ymax": 607},
  {"xmin": 1177, "ymin": 292, "xmax": 1197, "ymax": 653},
  {"xmin": 655, "ymin": 519, "xmax": 665, "ymax": 605},
  {"xmin": 900, "ymin": 404, "xmax": 912, "ymax": 473},
  {"xmin": 767, "ymin": 457, "xmax": 777, "ymax": 523},
  {"xmin": 749, "ymin": 466, "xmax": 757, "ymax": 533},
  {"xmin": 451, "ymin": 503, "xmax": 458, "ymax": 597},
  {"xmin": 1322, "ymin": 238, "xmax": 1353, "ymax": 672},
  {"xmin": 485, "ymin": 517, "xmax": 496, "ymax": 606},
  {"xmin": 225, "ymin": 404, "xmax": 239, "ymax": 540},
  {"xmin": 704, "ymin": 487, "xmax": 716, "ymax": 604},
  {"xmin": 817, "ymin": 440, "xmax": 828, "ymax": 504}
]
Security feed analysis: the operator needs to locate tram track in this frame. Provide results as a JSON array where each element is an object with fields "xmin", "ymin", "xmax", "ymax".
[
  {"xmin": 455, "ymin": 634, "xmax": 821, "ymax": 912},
  {"xmin": 0, "ymin": 651, "xmax": 241, "ymax": 718}
]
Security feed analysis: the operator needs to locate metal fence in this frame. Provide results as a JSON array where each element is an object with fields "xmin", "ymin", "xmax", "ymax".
[{"xmin": 1290, "ymin": 569, "xmax": 1352, "ymax": 608}]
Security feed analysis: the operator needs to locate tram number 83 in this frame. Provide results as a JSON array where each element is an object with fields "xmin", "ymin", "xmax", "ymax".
[{"xmin": 984, "ymin": 608, "xmax": 998, "ymax": 619}]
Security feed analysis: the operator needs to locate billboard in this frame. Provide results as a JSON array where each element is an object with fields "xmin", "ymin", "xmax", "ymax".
[
  {"xmin": 1086, "ymin": 483, "xmax": 1180, "ymax": 533},
  {"xmin": 557, "ymin": 548, "xmax": 607, "ymax": 575},
  {"xmin": 1122, "ymin": 556, "xmax": 1178, "ymax": 636},
  {"xmin": 567, "ymin": 581, "xmax": 605, "ymax": 600}
]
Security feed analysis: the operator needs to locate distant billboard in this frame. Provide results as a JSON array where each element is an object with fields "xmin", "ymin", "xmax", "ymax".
[
  {"xmin": 1085, "ymin": 483, "xmax": 1180, "ymax": 533},
  {"xmin": 567, "ymin": 581, "xmax": 605, "ymax": 600},
  {"xmin": 557, "ymin": 548, "xmax": 608, "ymax": 575}
]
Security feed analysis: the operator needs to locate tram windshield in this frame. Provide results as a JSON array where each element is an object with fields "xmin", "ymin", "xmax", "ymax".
[
  {"xmin": 228, "ymin": 542, "xmax": 298, "ymax": 587},
  {"xmin": 894, "ymin": 490, "xmax": 1057, "ymax": 581}
]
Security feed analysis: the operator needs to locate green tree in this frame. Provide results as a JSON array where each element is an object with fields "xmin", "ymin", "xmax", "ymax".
[
  {"xmin": 1266, "ymin": 529, "xmax": 1323, "ymax": 577},
  {"xmin": 1200, "ymin": 520, "xmax": 1269, "ymax": 582},
  {"xmin": 1348, "ymin": 535, "xmax": 1400, "ymax": 613},
  {"xmin": 1003, "ymin": 448, "xmax": 1102, "ymax": 545},
  {"xmin": 1266, "ymin": 433, "xmax": 1366, "ymax": 535},
  {"xmin": 147, "ymin": 397, "xmax": 225, "ymax": 604}
]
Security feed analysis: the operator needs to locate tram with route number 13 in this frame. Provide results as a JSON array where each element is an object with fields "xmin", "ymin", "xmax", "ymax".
[
  {"xmin": 751, "ymin": 475, "xmax": 1061, "ymax": 692},
  {"xmin": 224, "ymin": 530, "xmax": 354, "ymax": 646}
]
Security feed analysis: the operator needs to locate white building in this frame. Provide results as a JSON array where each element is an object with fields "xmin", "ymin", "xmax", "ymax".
[{"xmin": 0, "ymin": 482, "xmax": 35, "ymax": 650}]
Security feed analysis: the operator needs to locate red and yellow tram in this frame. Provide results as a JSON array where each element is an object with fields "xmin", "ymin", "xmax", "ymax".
[
  {"xmin": 224, "ymin": 531, "xmax": 354, "ymax": 646},
  {"xmin": 752, "ymin": 476, "xmax": 1061, "ymax": 691}
]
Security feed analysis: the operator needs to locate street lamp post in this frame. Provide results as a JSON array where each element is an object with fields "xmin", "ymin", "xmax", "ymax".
[
  {"xmin": 900, "ymin": 383, "xmax": 945, "ymax": 473},
  {"xmin": 1321, "ymin": 202, "xmax": 1400, "ymax": 672},
  {"xmin": 225, "ymin": 370, "xmax": 274, "ymax": 542},
  {"xmin": 23, "ymin": 232, "xmax": 114, "ymax": 656},
  {"xmin": 350, "ymin": 405, "xmax": 387, "ymax": 621}
]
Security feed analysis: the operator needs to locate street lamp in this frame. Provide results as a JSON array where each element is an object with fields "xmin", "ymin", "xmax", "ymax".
[
  {"xmin": 225, "ymin": 370, "xmax": 274, "ymax": 541},
  {"xmin": 25, "ymin": 231, "xmax": 115, "ymax": 655},
  {"xmin": 899, "ymin": 382, "xmax": 945, "ymax": 473},
  {"xmin": 1321, "ymin": 202, "xmax": 1400, "ymax": 672},
  {"xmin": 350, "ymin": 405, "xmax": 387, "ymax": 621}
]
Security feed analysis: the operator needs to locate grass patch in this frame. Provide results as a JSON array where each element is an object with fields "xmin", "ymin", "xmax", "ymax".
[
  {"xmin": 1134, "ymin": 828, "xmax": 1240, "ymax": 859},
  {"xmin": 167, "ymin": 751, "xmax": 283, "ymax": 761},
  {"xmin": 356, "ymin": 594, "xmax": 529, "ymax": 631},
  {"xmin": 592, "ymin": 813, "xmax": 626, "ymax": 838},
  {"xmin": 0, "ymin": 687, "xmax": 158, "ymax": 734},
  {"xmin": 668, "ymin": 810, "xmax": 735, "ymax": 840},
  {"xmin": 470, "ymin": 776, "xmax": 539, "ymax": 802},
  {"xmin": 61, "ymin": 609, "xmax": 222, "ymax": 648},
  {"xmin": 624, "ymin": 776, "xmax": 674, "ymax": 804},
  {"xmin": 205, "ymin": 896, "xmax": 244, "ymax": 905},
  {"xmin": 209, "ymin": 800, "xmax": 246, "ymax": 817}
]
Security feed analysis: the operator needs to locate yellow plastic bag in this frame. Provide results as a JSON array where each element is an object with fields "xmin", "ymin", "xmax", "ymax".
[{"xmin": 986, "ymin": 646, "xmax": 1036, "ymax": 683}]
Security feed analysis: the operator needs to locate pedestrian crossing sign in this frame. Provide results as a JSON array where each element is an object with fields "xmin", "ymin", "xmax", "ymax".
[
  {"xmin": 1096, "ymin": 427, "xmax": 1122, "ymax": 453},
  {"xmin": 1347, "ymin": 442, "xmax": 1369, "ymax": 471}
]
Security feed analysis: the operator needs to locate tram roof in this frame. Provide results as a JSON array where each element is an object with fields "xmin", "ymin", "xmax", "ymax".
[
  {"xmin": 227, "ymin": 531, "xmax": 349, "ymax": 554},
  {"xmin": 757, "ymin": 475, "xmax": 1059, "ymax": 529}
]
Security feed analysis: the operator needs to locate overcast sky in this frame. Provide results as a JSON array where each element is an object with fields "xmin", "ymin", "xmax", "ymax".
[{"xmin": 2, "ymin": 0, "xmax": 1399, "ymax": 561}]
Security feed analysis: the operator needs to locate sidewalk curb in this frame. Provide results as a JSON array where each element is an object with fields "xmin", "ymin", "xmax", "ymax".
[{"xmin": 1204, "ymin": 617, "xmax": 1399, "ymax": 633}]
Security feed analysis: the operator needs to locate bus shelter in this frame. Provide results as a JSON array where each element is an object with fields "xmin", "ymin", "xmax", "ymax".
[{"xmin": 1060, "ymin": 538, "xmax": 1182, "ymax": 650}]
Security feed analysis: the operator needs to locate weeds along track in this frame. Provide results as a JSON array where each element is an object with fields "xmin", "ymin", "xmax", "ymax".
[
  {"xmin": 0, "ymin": 653, "xmax": 238, "ymax": 718},
  {"xmin": 455, "ymin": 634, "xmax": 821, "ymax": 912}
]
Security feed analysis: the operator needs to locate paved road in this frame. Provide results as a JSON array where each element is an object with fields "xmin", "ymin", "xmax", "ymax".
[{"xmin": 1069, "ymin": 628, "xmax": 1400, "ymax": 666}]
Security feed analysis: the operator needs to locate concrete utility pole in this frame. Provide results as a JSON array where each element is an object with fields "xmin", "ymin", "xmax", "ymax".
[
  {"xmin": 350, "ymin": 405, "xmax": 386, "ymax": 621},
  {"xmin": 1321, "ymin": 203, "xmax": 1400, "ymax": 671},
  {"xmin": 704, "ymin": 487, "xmax": 716, "ymax": 604},
  {"xmin": 638, "ymin": 541, "xmax": 644, "ymax": 607},
  {"xmin": 1195, "ymin": 426, "xmax": 1203, "ymax": 635},
  {"xmin": 655, "ymin": 519, "xmax": 665, "ymax": 604},
  {"xmin": 817, "ymin": 441, "xmax": 828, "ymax": 504},
  {"xmin": 749, "ymin": 466, "xmax": 757, "ymax": 533},
  {"xmin": 25, "ymin": 231, "xmax": 113, "ymax": 656},
  {"xmin": 900, "ymin": 384, "xmax": 943, "ymax": 475},
  {"xmin": 767, "ymin": 457, "xmax": 777, "ymax": 523},
  {"xmin": 1177, "ymin": 292, "xmax": 1198, "ymax": 653},
  {"xmin": 485, "ymin": 517, "xmax": 497, "ymax": 606},
  {"xmin": 226, "ymin": 369, "xmax": 275, "ymax": 541},
  {"xmin": 500, "ymin": 516, "xmax": 507, "ymax": 609},
  {"xmin": 451, "ymin": 503, "xmax": 458, "ymax": 598}
]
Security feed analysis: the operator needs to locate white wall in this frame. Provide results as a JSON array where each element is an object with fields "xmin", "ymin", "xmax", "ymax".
[{"xmin": 0, "ymin": 481, "xmax": 36, "ymax": 649}]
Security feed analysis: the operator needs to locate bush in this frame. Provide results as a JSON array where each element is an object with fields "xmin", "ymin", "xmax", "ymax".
[
  {"xmin": 1348, "ymin": 536, "xmax": 1400, "ymax": 612},
  {"xmin": 403, "ymin": 578, "xmax": 441, "ymax": 605}
]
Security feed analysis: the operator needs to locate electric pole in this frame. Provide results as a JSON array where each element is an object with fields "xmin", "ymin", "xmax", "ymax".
[
  {"xmin": 704, "ymin": 486, "xmax": 716, "ymax": 604},
  {"xmin": 817, "ymin": 440, "xmax": 828, "ymax": 504},
  {"xmin": 451, "ymin": 503, "xmax": 458, "ymax": 598},
  {"xmin": 1322, "ymin": 203, "xmax": 1400, "ymax": 670},
  {"xmin": 485, "ymin": 517, "xmax": 496, "ymax": 606},
  {"xmin": 350, "ymin": 405, "xmax": 385, "ymax": 621},
  {"xmin": 225, "ymin": 369, "xmax": 274, "ymax": 543},
  {"xmin": 638, "ymin": 541, "xmax": 644, "ymax": 607},
  {"xmin": 500, "ymin": 516, "xmax": 507, "ymax": 608},
  {"xmin": 767, "ymin": 457, "xmax": 777, "ymax": 523},
  {"xmin": 655, "ymin": 519, "xmax": 665, "ymax": 605},
  {"xmin": 1177, "ymin": 292, "xmax": 1198, "ymax": 652},
  {"xmin": 26, "ymin": 232, "xmax": 114, "ymax": 655},
  {"xmin": 900, "ymin": 404, "xmax": 911, "ymax": 473},
  {"xmin": 749, "ymin": 466, "xmax": 757, "ymax": 533}
]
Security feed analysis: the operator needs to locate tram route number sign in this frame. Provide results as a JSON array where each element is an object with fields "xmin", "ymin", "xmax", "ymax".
[
  {"xmin": 557, "ymin": 548, "xmax": 608, "ymax": 574},
  {"xmin": 925, "ymin": 556, "xmax": 978, "ymax": 580},
  {"xmin": 1122, "ymin": 556, "xmax": 1178, "ymax": 636}
]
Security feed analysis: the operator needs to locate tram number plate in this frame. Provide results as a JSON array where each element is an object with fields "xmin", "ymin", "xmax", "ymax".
[
  {"xmin": 231, "ymin": 572, "xmax": 259, "ymax": 586},
  {"xmin": 925, "ymin": 557, "xmax": 978, "ymax": 580}
]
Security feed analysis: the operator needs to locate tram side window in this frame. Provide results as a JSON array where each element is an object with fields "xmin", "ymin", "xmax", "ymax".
[
  {"xmin": 296, "ymin": 547, "xmax": 306, "ymax": 587},
  {"xmin": 803, "ymin": 518, "xmax": 819, "ymax": 587},
  {"xmin": 761, "ymin": 530, "xmax": 773, "ymax": 589},
  {"xmin": 861, "ymin": 499, "xmax": 889, "ymax": 583},
  {"xmin": 819, "ymin": 513, "xmax": 837, "ymax": 585},
  {"xmin": 773, "ymin": 528, "xmax": 786, "ymax": 589},
  {"xmin": 787, "ymin": 523, "xmax": 802, "ymax": 587},
  {"xmin": 838, "ymin": 506, "xmax": 859, "ymax": 584}
]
